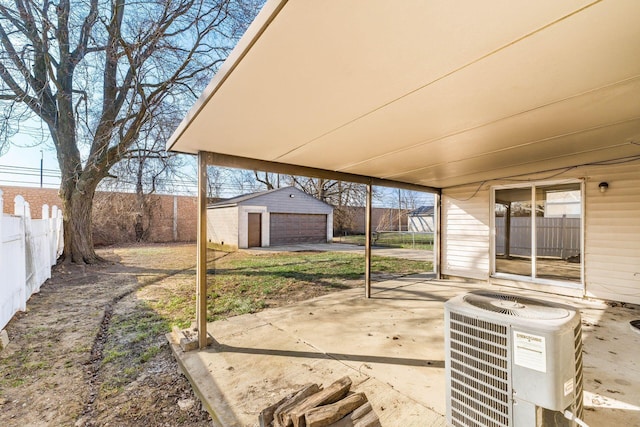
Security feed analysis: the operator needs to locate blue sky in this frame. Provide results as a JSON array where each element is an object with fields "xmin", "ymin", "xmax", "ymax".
[{"xmin": 0, "ymin": 130, "xmax": 60, "ymax": 188}]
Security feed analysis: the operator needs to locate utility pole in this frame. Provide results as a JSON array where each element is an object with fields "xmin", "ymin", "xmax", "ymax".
[
  {"xmin": 398, "ymin": 189, "xmax": 402, "ymax": 231},
  {"xmin": 40, "ymin": 150, "xmax": 43, "ymax": 188}
]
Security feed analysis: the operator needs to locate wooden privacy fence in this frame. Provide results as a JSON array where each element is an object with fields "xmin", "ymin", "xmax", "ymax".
[
  {"xmin": 0, "ymin": 189, "xmax": 63, "ymax": 331},
  {"xmin": 495, "ymin": 216, "xmax": 580, "ymax": 258}
]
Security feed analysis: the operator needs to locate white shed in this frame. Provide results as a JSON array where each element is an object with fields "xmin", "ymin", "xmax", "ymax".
[
  {"xmin": 207, "ymin": 187, "xmax": 333, "ymax": 249},
  {"xmin": 408, "ymin": 206, "xmax": 435, "ymax": 233}
]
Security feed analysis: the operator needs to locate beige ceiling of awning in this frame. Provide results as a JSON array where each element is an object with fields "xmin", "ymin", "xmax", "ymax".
[{"xmin": 167, "ymin": 0, "xmax": 640, "ymax": 190}]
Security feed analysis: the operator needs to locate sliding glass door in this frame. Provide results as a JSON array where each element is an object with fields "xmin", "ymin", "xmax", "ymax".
[
  {"xmin": 495, "ymin": 187, "xmax": 532, "ymax": 277},
  {"xmin": 494, "ymin": 182, "xmax": 582, "ymax": 284}
]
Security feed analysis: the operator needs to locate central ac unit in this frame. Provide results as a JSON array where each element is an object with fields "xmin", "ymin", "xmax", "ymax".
[{"xmin": 445, "ymin": 291, "xmax": 584, "ymax": 427}]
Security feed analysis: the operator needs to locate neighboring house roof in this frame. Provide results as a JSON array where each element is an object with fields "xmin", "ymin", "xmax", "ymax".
[
  {"xmin": 208, "ymin": 186, "xmax": 333, "ymax": 210},
  {"xmin": 409, "ymin": 206, "xmax": 435, "ymax": 216}
]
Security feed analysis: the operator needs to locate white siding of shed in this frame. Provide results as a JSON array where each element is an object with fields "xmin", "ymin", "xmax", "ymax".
[
  {"xmin": 584, "ymin": 163, "xmax": 640, "ymax": 304},
  {"xmin": 408, "ymin": 215, "xmax": 434, "ymax": 232},
  {"xmin": 442, "ymin": 185, "xmax": 490, "ymax": 280},
  {"xmin": 207, "ymin": 206, "xmax": 239, "ymax": 248}
]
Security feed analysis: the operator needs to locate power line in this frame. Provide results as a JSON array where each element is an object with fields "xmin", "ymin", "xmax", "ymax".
[{"xmin": 0, "ymin": 164, "xmax": 60, "ymax": 173}]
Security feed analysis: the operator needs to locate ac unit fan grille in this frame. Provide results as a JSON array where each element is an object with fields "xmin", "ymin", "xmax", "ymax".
[
  {"xmin": 463, "ymin": 291, "xmax": 570, "ymax": 319},
  {"xmin": 449, "ymin": 312, "xmax": 510, "ymax": 427}
]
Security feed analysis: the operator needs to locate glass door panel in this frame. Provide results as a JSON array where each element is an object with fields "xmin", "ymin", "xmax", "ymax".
[
  {"xmin": 495, "ymin": 188, "xmax": 532, "ymax": 277},
  {"xmin": 535, "ymin": 184, "xmax": 582, "ymax": 282}
]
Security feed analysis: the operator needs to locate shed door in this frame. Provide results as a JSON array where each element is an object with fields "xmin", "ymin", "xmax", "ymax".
[
  {"xmin": 270, "ymin": 213, "xmax": 327, "ymax": 245},
  {"xmin": 247, "ymin": 213, "xmax": 262, "ymax": 247}
]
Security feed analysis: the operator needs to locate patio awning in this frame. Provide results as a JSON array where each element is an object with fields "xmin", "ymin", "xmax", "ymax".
[{"xmin": 168, "ymin": 0, "xmax": 640, "ymax": 189}]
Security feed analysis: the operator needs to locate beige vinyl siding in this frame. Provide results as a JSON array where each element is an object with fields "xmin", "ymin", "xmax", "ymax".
[
  {"xmin": 584, "ymin": 163, "xmax": 640, "ymax": 304},
  {"xmin": 442, "ymin": 184, "xmax": 490, "ymax": 280},
  {"xmin": 206, "ymin": 206, "xmax": 239, "ymax": 248}
]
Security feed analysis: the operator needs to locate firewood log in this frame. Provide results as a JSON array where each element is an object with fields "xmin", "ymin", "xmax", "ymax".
[
  {"xmin": 304, "ymin": 392, "xmax": 367, "ymax": 427},
  {"xmin": 273, "ymin": 383, "xmax": 322, "ymax": 427},
  {"xmin": 288, "ymin": 376, "xmax": 352, "ymax": 427}
]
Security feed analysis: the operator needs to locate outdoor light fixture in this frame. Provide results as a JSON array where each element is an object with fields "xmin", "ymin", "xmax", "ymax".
[
  {"xmin": 289, "ymin": 194, "xmax": 295, "ymax": 198},
  {"xmin": 599, "ymin": 182, "xmax": 609, "ymax": 193}
]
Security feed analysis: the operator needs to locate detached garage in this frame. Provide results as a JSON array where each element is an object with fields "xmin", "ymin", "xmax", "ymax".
[{"xmin": 206, "ymin": 186, "xmax": 333, "ymax": 249}]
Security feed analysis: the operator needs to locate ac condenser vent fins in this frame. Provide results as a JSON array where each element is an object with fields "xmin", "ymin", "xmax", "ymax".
[
  {"xmin": 446, "ymin": 291, "xmax": 583, "ymax": 427},
  {"xmin": 463, "ymin": 291, "xmax": 570, "ymax": 320}
]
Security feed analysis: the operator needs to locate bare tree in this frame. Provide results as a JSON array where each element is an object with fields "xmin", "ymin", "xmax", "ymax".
[
  {"xmin": 0, "ymin": 0, "xmax": 261, "ymax": 262},
  {"xmin": 253, "ymin": 171, "xmax": 279, "ymax": 190},
  {"xmin": 103, "ymin": 113, "xmax": 186, "ymax": 241},
  {"xmin": 206, "ymin": 166, "xmax": 226, "ymax": 200},
  {"xmin": 282, "ymin": 176, "xmax": 368, "ymax": 232},
  {"xmin": 204, "ymin": 167, "xmax": 258, "ymax": 201}
]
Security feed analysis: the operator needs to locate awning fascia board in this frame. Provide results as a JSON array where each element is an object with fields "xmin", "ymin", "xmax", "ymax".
[
  {"xmin": 167, "ymin": 0, "xmax": 288, "ymax": 152},
  {"xmin": 204, "ymin": 152, "xmax": 441, "ymax": 195}
]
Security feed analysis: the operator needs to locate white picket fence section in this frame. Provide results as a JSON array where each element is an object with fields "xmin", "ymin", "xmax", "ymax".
[{"xmin": 0, "ymin": 189, "xmax": 63, "ymax": 331}]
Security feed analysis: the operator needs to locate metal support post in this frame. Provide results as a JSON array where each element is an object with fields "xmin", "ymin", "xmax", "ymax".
[
  {"xmin": 365, "ymin": 183, "xmax": 372, "ymax": 298},
  {"xmin": 197, "ymin": 152, "xmax": 208, "ymax": 349}
]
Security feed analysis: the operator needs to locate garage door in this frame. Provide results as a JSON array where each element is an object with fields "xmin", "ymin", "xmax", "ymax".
[{"xmin": 270, "ymin": 213, "xmax": 327, "ymax": 245}]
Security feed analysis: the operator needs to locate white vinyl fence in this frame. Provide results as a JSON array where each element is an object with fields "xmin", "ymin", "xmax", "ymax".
[
  {"xmin": 0, "ymin": 189, "xmax": 63, "ymax": 331},
  {"xmin": 495, "ymin": 216, "xmax": 580, "ymax": 259}
]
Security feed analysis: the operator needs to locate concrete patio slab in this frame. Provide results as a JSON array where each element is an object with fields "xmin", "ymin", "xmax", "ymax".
[{"xmin": 168, "ymin": 277, "xmax": 640, "ymax": 427}]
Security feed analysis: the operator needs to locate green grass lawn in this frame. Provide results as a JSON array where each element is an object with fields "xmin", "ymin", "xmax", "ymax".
[
  {"xmin": 145, "ymin": 249, "xmax": 432, "ymax": 327},
  {"xmin": 205, "ymin": 251, "xmax": 431, "ymax": 320},
  {"xmin": 334, "ymin": 232, "xmax": 434, "ymax": 250}
]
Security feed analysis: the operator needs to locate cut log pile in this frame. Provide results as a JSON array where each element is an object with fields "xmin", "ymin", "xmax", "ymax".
[{"xmin": 259, "ymin": 376, "xmax": 381, "ymax": 427}]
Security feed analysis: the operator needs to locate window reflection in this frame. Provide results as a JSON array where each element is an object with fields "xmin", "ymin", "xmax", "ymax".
[
  {"xmin": 535, "ymin": 184, "xmax": 581, "ymax": 282},
  {"xmin": 495, "ymin": 188, "xmax": 532, "ymax": 277},
  {"xmin": 494, "ymin": 183, "xmax": 581, "ymax": 283}
]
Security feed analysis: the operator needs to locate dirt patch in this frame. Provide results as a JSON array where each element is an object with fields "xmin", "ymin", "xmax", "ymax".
[
  {"xmin": 0, "ymin": 243, "xmax": 374, "ymax": 426},
  {"xmin": 0, "ymin": 244, "xmax": 211, "ymax": 426}
]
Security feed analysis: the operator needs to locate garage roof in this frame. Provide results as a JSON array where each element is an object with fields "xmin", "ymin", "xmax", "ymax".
[
  {"xmin": 167, "ymin": 0, "xmax": 640, "ymax": 189},
  {"xmin": 208, "ymin": 186, "xmax": 333, "ymax": 209}
]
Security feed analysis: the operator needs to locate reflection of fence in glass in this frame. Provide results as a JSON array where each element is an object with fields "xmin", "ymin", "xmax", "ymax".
[{"xmin": 495, "ymin": 217, "xmax": 580, "ymax": 258}]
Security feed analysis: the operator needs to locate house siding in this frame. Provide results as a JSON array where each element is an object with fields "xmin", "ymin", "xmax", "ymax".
[
  {"xmin": 583, "ymin": 163, "xmax": 640, "ymax": 304},
  {"xmin": 442, "ymin": 185, "xmax": 490, "ymax": 280},
  {"xmin": 441, "ymin": 163, "xmax": 640, "ymax": 304}
]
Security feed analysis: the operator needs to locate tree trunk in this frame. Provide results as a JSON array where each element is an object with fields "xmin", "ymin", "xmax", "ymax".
[{"xmin": 61, "ymin": 184, "xmax": 102, "ymax": 264}]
